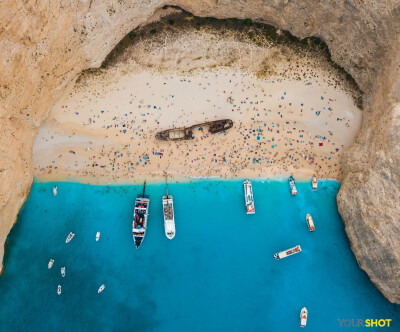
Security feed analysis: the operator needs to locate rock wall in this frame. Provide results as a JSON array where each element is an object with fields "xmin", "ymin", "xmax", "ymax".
[{"xmin": 0, "ymin": 0, "xmax": 399, "ymax": 302}]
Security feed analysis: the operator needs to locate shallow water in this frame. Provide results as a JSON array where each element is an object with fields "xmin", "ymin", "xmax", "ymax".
[{"xmin": 0, "ymin": 179, "xmax": 398, "ymax": 331}]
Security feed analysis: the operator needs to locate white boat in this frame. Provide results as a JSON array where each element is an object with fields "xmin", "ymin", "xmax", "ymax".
[
  {"xmin": 306, "ymin": 214, "xmax": 315, "ymax": 232},
  {"xmin": 48, "ymin": 259, "xmax": 54, "ymax": 269},
  {"xmin": 133, "ymin": 181, "xmax": 150, "ymax": 249},
  {"xmin": 57, "ymin": 285, "xmax": 62, "ymax": 295},
  {"xmin": 53, "ymin": 186, "xmax": 57, "ymax": 196},
  {"xmin": 65, "ymin": 232, "xmax": 75, "ymax": 243},
  {"xmin": 61, "ymin": 267, "xmax": 65, "ymax": 277},
  {"xmin": 163, "ymin": 185, "xmax": 175, "ymax": 239},
  {"xmin": 98, "ymin": 284, "xmax": 105, "ymax": 293},
  {"xmin": 96, "ymin": 232, "xmax": 100, "ymax": 241},
  {"xmin": 300, "ymin": 307, "xmax": 308, "ymax": 327},
  {"xmin": 274, "ymin": 245, "xmax": 302, "ymax": 260},
  {"xmin": 312, "ymin": 176, "xmax": 318, "ymax": 191},
  {"xmin": 289, "ymin": 175, "xmax": 297, "ymax": 196},
  {"xmin": 243, "ymin": 180, "xmax": 255, "ymax": 214}
]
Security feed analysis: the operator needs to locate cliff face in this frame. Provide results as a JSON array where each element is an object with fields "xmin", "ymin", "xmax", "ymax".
[
  {"xmin": 0, "ymin": 0, "xmax": 399, "ymax": 302},
  {"xmin": 337, "ymin": 51, "xmax": 400, "ymax": 303}
]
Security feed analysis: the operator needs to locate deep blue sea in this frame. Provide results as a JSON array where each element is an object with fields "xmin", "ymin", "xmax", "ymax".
[{"xmin": 0, "ymin": 179, "xmax": 398, "ymax": 331}]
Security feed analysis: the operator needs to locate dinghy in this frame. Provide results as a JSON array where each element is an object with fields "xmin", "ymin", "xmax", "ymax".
[
  {"xmin": 300, "ymin": 307, "xmax": 308, "ymax": 327},
  {"xmin": 65, "ymin": 232, "xmax": 75, "ymax": 243}
]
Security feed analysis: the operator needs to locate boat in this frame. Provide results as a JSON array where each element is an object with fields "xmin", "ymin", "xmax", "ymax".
[
  {"xmin": 155, "ymin": 119, "xmax": 234, "ymax": 141},
  {"xmin": 312, "ymin": 176, "xmax": 318, "ymax": 191},
  {"xmin": 98, "ymin": 284, "xmax": 105, "ymax": 293},
  {"xmin": 61, "ymin": 267, "xmax": 65, "ymax": 277},
  {"xmin": 243, "ymin": 180, "xmax": 255, "ymax": 214},
  {"xmin": 132, "ymin": 181, "xmax": 150, "ymax": 248},
  {"xmin": 48, "ymin": 259, "xmax": 54, "ymax": 269},
  {"xmin": 300, "ymin": 307, "xmax": 308, "ymax": 327},
  {"xmin": 274, "ymin": 245, "xmax": 302, "ymax": 260},
  {"xmin": 65, "ymin": 232, "xmax": 75, "ymax": 243},
  {"xmin": 163, "ymin": 185, "xmax": 175, "ymax": 239},
  {"xmin": 306, "ymin": 214, "xmax": 315, "ymax": 232},
  {"xmin": 289, "ymin": 175, "xmax": 297, "ymax": 196},
  {"xmin": 96, "ymin": 232, "xmax": 100, "ymax": 241},
  {"xmin": 53, "ymin": 186, "xmax": 57, "ymax": 196},
  {"xmin": 57, "ymin": 285, "xmax": 62, "ymax": 295}
]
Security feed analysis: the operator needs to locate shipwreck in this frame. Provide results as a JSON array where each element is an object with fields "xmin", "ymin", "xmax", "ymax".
[{"xmin": 155, "ymin": 119, "xmax": 233, "ymax": 141}]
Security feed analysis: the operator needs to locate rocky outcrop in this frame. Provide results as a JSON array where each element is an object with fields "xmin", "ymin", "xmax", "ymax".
[
  {"xmin": 337, "ymin": 50, "xmax": 400, "ymax": 303},
  {"xmin": 0, "ymin": 0, "xmax": 399, "ymax": 302}
]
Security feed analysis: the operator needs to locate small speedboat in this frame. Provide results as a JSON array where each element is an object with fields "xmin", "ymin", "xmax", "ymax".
[
  {"xmin": 300, "ymin": 307, "xmax": 308, "ymax": 327},
  {"xmin": 48, "ymin": 259, "xmax": 54, "ymax": 269},
  {"xmin": 312, "ymin": 176, "xmax": 318, "ymax": 191},
  {"xmin": 53, "ymin": 186, "xmax": 58, "ymax": 196},
  {"xmin": 57, "ymin": 285, "xmax": 62, "ymax": 295},
  {"xmin": 98, "ymin": 284, "xmax": 105, "ymax": 293},
  {"xmin": 61, "ymin": 267, "xmax": 65, "ymax": 277},
  {"xmin": 289, "ymin": 175, "xmax": 297, "ymax": 196},
  {"xmin": 306, "ymin": 214, "xmax": 315, "ymax": 232},
  {"xmin": 65, "ymin": 232, "xmax": 75, "ymax": 243},
  {"xmin": 96, "ymin": 232, "xmax": 100, "ymax": 241}
]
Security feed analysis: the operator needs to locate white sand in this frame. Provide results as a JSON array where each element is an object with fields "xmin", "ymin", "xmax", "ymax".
[{"xmin": 33, "ymin": 64, "xmax": 362, "ymax": 184}]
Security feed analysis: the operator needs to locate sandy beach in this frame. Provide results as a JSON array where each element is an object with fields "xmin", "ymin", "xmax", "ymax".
[{"xmin": 33, "ymin": 22, "xmax": 362, "ymax": 184}]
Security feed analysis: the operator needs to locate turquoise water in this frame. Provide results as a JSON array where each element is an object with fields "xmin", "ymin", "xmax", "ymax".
[{"xmin": 0, "ymin": 179, "xmax": 398, "ymax": 331}]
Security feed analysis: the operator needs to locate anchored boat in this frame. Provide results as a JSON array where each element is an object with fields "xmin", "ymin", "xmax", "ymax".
[
  {"xmin": 312, "ymin": 176, "xmax": 318, "ymax": 191},
  {"xmin": 163, "ymin": 185, "xmax": 175, "ymax": 239},
  {"xmin": 61, "ymin": 267, "xmax": 65, "ymax": 277},
  {"xmin": 96, "ymin": 232, "xmax": 100, "ymax": 241},
  {"xmin": 57, "ymin": 285, "xmax": 62, "ymax": 295},
  {"xmin": 133, "ymin": 181, "xmax": 150, "ymax": 249},
  {"xmin": 53, "ymin": 186, "xmax": 57, "ymax": 196},
  {"xmin": 274, "ymin": 245, "xmax": 302, "ymax": 260},
  {"xmin": 306, "ymin": 214, "xmax": 315, "ymax": 232},
  {"xmin": 300, "ymin": 307, "xmax": 308, "ymax": 327},
  {"xmin": 48, "ymin": 259, "xmax": 54, "ymax": 269},
  {"xmin": 289, "ymin": 175, "xmax": 297, "ymax": 196},
  {"xmin": 65, "ymin": 232, "xmax": 75, "ymax": 243},
  {"xmin": 98, "ymin": 284, "xmax": 105, "ymax": 293},
  {"xmin": 243, "ymin": 180, "xmax": 255, "ymax": 214}
]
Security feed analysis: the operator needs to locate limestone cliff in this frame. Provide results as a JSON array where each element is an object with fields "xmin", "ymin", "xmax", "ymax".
[{"xmin": 0, "ymin": 0, "xmax": 399, "ymax": 303}]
